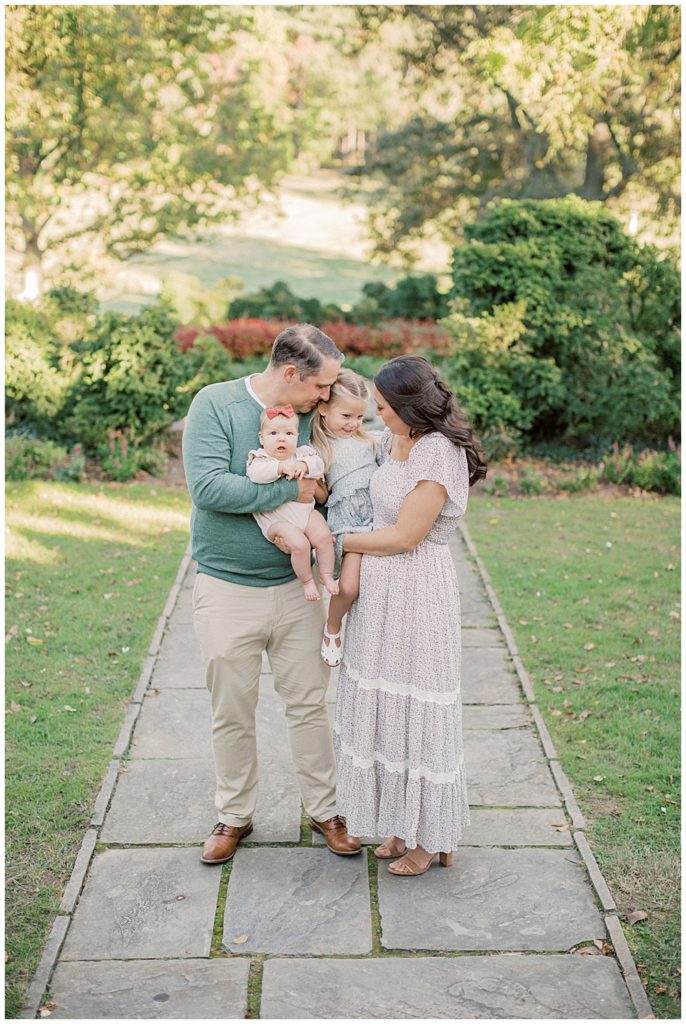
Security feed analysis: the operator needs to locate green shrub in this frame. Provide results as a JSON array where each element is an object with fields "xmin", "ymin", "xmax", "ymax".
[
  {"xmin": 438, "ymin": 300, "xmax": 564, "ymax": 459},
  {"xmin": 64, "ymin": 304, "xmax": 188, "ymax": 448},
  {"xmin": 450, "ymin": 197, "xmax": 680, "ymax": 447},
  {"xmin": 5, "ymin": 436, "xmax": 85, "ymax": 482},
  {"xmin": 229, "ymin": 280, "xmax": 346, "ymax": 323},
  {"xmin": 160, "ymin": 272, "xmax": 243, "ymax": 327},
  {"xmin": 5, "ymin": 301, "xmax": 75, "ymax": 432},
  {"xmin": 519, "ymin": 469, "xmax": 547, "ymax": 496},
  {"xmin": 96, "ymin": 431, "xmax": 168, "ymax": 482},
  {"xmin": 178, "ymin": 333, "xmax": 236, "ymax": 403},
  {"xmin": 557, "ymin": 467, "xmax": 600, "ymax": 493},
  {"xmin": 226, "ymin": 274, "xmax": 448, "ymax": 326},
  {"xmin": 599, "ymin": 440, "xmax": 680, "ymax": 495}
]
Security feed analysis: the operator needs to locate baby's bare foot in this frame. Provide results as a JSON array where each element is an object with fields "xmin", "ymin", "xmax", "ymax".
[
  {"xmin": 320, "ymin": 574, "xmax": 339, "ymax": 596},
  {"xmin": 303, "ymin": 579, "xmax": 320, "ymax": 602}
]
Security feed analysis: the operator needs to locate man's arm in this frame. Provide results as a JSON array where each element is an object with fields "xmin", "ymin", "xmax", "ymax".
[{"xmin": 183, "ymin": 390, "xmax": 298, "ymax": 514}]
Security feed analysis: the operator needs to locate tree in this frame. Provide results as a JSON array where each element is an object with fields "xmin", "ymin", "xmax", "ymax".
[
  {"xmin": 5, "ymin": 5, "xmax": 294, "ymax": 297},
  {"xmin": 351, "ymin": 5, "xmax": 680, "ymax": 258}
]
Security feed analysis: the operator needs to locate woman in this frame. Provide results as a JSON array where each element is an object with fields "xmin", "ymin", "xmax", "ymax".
[{"xmin": 334, "ymin": 355, "xmax": 487, "ymax": 876}]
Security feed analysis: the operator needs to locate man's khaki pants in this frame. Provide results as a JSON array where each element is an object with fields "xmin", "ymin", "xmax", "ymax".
[{"xmin": 192, "ymin": 572, "xmax": 337, "ymax": 826}]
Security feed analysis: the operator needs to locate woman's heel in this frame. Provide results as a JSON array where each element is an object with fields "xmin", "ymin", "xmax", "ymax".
[{"xmin": 439, "ymin": 852, "xmax": 453, "ymax": 867}]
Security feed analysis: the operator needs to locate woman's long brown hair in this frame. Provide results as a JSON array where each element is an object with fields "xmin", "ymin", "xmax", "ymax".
[{"xmin": 374, "ymin": 355, "xmax": 487, "ymax": 486}]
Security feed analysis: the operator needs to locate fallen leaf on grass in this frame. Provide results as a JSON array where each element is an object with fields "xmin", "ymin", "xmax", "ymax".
[
  {"xmin": 26, "ymin": 636, "xmax": 43, "ymax": 646},
  {"xmin": 563, "ymin": 623, "xmax": 573, "ymax": 629},
  {"xmin": 30, "ymin": 716, "xmax": 37, "ymax": 724},
  {"xmin": 628, "ymin": 910, "xmax": 648, "ymax": 925},
  {"xmin": 233, "ymin": 935, "xmax": 248, "ymax": 944},
  {"xmin": 63, "ymin": 705, "xmax": 77, "ymax": 713},
  {"xmin": 550, "ymin": 709, "xmax": 563, "ymax": 717},
  {"xmin": 654, "ymin": 986, "xmax": 667, "ymax": 995},
  {"xmin": 593, "ymin": 775, "xmax": 604, "ymax": 782},
  {"xmin": 577, "ymin": 709, "xmax": 592, "ymax": 721},
  {"xmin": 583, "ymin": 642, "xmax": 595, "ymax": 651},
  {"xmin": 8, "ymin": 701, "xmax": 24, "ymax": 714}
]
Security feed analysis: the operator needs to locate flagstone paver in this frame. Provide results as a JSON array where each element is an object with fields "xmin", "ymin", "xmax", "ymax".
[
  {"xmin": 377, "ymin": 848, "xmax": 605, "ymax": 951},
  {"xmin": 461, "ymin": 647, "xmax": 522, "ymax": 704},
  {"xmin": 463, "ymin": 704, "xmax": 530, "ymax": 729},
  {"xmin": 260, "ymin": 955, "xmax": 634, "ymax": 1019},
  {"xmin": 461, "ymin": 808, "xmax": 573, "ymax": 847},
  {"xmin": 465, "ymin": 730, "xmax": 562, "ymax": 806},
  {"xmin": 223, "ymin": 848, "xmax": 372, "ymax": 955},
  {"xmin": 60, "ymin": 848, "xmax": 221, "ymax": 961},
  {"xmin": 27, "ymin": 526, "xmax": 646, "ymax": 1019},
  {"xmin": 49, "ymin": 959, "xmax": 250, "ymax": 1019},
  {"xmin": 152, "ymin": 623, "xmax": 204, "ymax": 688},
  {"xmin": 131, "ymin": 688, "xmax": 211, "ymax": 759}
]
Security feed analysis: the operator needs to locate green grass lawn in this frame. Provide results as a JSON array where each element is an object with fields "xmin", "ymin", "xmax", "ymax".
[
  {"xmin": 5, "ymin": 481, "xmax": 191, "ymax": 1017},
  {"xmin": 467, "ymin": 493, "xmax": 681, "ymax": 1019}
]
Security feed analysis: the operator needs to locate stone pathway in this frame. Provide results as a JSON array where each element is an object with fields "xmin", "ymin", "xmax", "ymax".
[{"xmin": 22, "ymin": 529, "xmax": 652, "ymax": 1020}]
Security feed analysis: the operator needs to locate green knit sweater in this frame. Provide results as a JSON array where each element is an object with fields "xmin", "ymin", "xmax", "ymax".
[{"xmin": 182, "ymin": 378, "xmax": 313, "ymax": 586}]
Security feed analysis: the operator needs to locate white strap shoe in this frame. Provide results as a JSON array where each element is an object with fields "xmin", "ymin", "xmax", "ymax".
[{"xmin": 320, "ymin": 626, "xmax": 343, "ymax": 667}]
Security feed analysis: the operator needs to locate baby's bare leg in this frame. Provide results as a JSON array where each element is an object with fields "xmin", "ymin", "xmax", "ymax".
[
  {"xmin": 326, "ymin": 552, "xmax": 363, "ymax": 637},
  {"xmin": 304, "ymin": 510, "xmax": 339, "ymax": 596},
  {"xmin": 267, "ymin": 521, "xmax": 319, "ymax": 601}
]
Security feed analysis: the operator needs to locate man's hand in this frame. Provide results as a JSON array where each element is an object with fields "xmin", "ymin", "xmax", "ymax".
[
  {"xmin": 314, "ymin": 479, "xmax": 329, "ymax": 505},
  {"xmin": 295, "ymin": 478, "xmax": 317, "ymax": 503}
]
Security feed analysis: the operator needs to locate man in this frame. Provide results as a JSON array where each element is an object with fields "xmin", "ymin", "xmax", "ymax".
[{"xmin": 183, "ymin": 323, "xmax": 361, "ymax": 864}]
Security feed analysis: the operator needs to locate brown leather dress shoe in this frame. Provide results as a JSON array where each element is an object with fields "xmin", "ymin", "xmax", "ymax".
[
  {"xmin": 201, "ymin": 822, "xmax": 253, "ymax": 864},
  {"xmin": 309, "ymin": 815, "xmax": 361, "ymax": 855}
]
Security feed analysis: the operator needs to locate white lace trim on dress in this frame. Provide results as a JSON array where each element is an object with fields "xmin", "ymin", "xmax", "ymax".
[
  {"xmin": 343, "ymin": 663, "xmax": 459, "ymax": 705},
  {"xmin": 334, "ymin": 729, "xmax": 461, "ymax": 785}
]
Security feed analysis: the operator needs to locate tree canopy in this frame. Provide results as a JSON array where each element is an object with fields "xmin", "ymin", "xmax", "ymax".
[
  {"xmin": 351, "ymin": 4, "xmax": 680, "ymax": 258},
  {"xmin": 5, "ymin": 4, "xmax": 680, "ymax": 295},
  {"xmin": 6, "ymin": 5, "xmax": 294, "ymax": 295}
]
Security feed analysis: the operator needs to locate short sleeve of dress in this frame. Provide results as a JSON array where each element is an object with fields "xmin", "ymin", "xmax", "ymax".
[
  {"xmin": 376, "ymin": 429, "xmax": 391, "ymax": 465},
  {"xmin": 404, "ymin": 433, "xmax": 469, "ymax": 517}
]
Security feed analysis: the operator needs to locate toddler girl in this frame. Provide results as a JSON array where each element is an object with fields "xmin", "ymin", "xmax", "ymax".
[
  {"xmin": 311, "ymin": 370, "xmax": 381, "ymax": 666},
  {"xmin": 247, "ymin": 405, "xmax": 339, "ymax": 602}
]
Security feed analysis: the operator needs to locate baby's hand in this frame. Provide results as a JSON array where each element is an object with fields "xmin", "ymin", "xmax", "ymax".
[
  {"xmin": 278, "ymin": 460, "xmax": 297, "ymax": 479},
  {"xmin": 291, "ymin": 460, "xmax": 309, "ymax": 480}
]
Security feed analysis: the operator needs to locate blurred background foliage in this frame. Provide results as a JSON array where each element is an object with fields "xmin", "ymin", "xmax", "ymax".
[
  {"xmin": 6, "ymin": 4, "xmax": 680, "ymax": 297},
  {"xmin": 4, "ymin": 4, "xmax": 680, "ymax": 490}
]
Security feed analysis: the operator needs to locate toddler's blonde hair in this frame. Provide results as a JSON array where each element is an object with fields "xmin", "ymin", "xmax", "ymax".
[{"xmin": 311, "ymin": 368, "xmax": 377, "ymax": 472}]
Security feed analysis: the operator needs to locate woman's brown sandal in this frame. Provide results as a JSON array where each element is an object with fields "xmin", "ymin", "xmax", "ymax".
[
  {"xmin": 388, "ymin": 851, "xmax": 453, "ymax": 876},
  {"xmin": 373, "ymin": 838, "xmax": 408, "ymax": 859}
]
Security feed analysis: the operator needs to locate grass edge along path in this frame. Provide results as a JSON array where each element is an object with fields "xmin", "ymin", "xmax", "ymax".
[
  {"xmin": 466, "ymin": 493, "xmax": 680, "ymax": 1019},
  {"xmin": 5, "ymin": 481, "xmax": 191, "ymax": 1018}
]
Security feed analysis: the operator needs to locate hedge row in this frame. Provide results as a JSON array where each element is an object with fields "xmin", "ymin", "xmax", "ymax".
[{"xmin": 6, "ymin": 197, "xmax": 680, "ymax": 474}]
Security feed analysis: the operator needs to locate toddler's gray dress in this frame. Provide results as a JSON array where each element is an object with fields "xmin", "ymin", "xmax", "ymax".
[{"xmin": 326, "ymin": 435, "xmax": 382, "ymax": 574}]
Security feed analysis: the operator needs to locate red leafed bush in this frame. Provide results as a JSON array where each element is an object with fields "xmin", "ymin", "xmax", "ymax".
[
  {"xmin": 176, "ymin": 318, "xmax": 451, "ymax": 359},
  {"xmin": 175, "ymin": 319, "xmax": 279, "ymax": 358}
]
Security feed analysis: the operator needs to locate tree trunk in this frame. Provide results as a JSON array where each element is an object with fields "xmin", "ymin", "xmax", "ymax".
[
  {"xmin": 19, "ymin": 229, "xmax": 44, "ymax": 301},
  {"xmin": 580, "ymin": 122, "xmax": 611, "ymax": 200}
]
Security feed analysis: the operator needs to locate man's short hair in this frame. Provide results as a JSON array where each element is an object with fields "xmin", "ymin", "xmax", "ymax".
[{"xmin": 270, "ymin": 323, "xmax": 343, "ymax": 379}]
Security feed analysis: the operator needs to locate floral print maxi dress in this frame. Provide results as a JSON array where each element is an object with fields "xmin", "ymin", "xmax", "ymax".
[{"xmin": 334, "ymin": 429, "xmax": 471, "ymax": 853}]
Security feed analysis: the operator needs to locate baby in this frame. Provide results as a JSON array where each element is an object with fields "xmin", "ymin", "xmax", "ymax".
[{"xmin": 247, "ymin": 404, "xmax": 339, "ymax": 602}]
